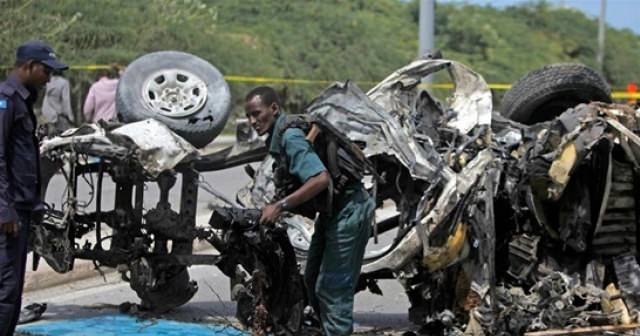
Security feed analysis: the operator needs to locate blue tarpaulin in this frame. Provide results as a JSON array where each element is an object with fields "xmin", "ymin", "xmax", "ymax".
[{"xmin": 17, "ymin": 314, "xmax": 248, "ymax": 336}]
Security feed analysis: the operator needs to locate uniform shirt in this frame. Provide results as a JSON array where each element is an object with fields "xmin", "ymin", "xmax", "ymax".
[
  {"xmin": 267, "ymin": 113, "xmax": 326, "ymax": 184},
  {"xmin": 42, "ymin": 75, "xmax": 73, "ymax": 123},
  {"xmin": 0, "ymin": 75, "xmax": 41, "ymax": 223},
  {"xmin": 83, "ymin": 77, "xmax": 118, "ymax": 122}
]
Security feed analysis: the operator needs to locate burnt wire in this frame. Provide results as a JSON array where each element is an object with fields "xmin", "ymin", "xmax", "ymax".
[
  {"xmin": 93, "ymin": 259, "xmax": 108, "ymax": 282},
  {"xmin": 394, "ymin": 167, "xmax": 402, "ymax": 195},
  {"xmin": 59, "ymin": 152, "xmax": 77, "ymax": 224},
  {"xmin": 198, "ymin": 176, "xmax": 242, "ymax": 208},
  {"xmin": 202, "ymin": 280, "xmax": 240, "ymax": 329},
  {"xmin": 56, "ymin": 153, "xmax": 97, "ymax": 219},
  {"xmin": 57, "ymin": 156, "xmax": 72, "ymax": 212},
  {"xmin": 76, "ymin": 153, "xmax": 96, "ymax": 210}
]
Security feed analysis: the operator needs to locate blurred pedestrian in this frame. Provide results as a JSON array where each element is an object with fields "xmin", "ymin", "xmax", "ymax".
[
  {"xmin": 42, "ymin": 69, "xmax": 73, "ymax": 134},
  {"xmin": 83, "ymin": 64, "xmax": 119, "ymax": 123},
  {"xmin": 0, "ymin": 40, "xmax": 67, "ymax": 336}
]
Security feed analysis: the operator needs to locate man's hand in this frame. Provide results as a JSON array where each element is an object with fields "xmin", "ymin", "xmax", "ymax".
[
  {"xmin": 260, "ymin": 203, "xmax": 282, "ymax": 225},
  {"xmin": 1, "ymin": 221, "xmax": 18, "ymax": 236}
]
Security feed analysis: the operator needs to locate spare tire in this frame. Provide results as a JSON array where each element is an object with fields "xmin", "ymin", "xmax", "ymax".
[
  {"xmin": 500, "ymin": 63, "xmax": 611, "ymax": 124},
  {"xmin": 116, "ymin": 51, "xmax": 231, "ymax": 148}
]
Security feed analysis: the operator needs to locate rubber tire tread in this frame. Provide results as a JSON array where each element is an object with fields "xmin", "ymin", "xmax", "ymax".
[
  {"xmin": 134, "ymin": 267, "xmax": 196, "ymax": 313},
  {"xmin": 500, "ymin": 63, "xmax": 611, "ymax": 124},
  {"xmin": 116, "ymin": 51, "xmax": 231, "ymax": 148}
]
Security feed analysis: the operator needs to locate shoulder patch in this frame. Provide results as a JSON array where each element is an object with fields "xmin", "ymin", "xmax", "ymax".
[
  {"xmin": 0, "ymin": 99, "xmax": 7, "ymax": 109},
  {"xmin": 0, "ymin": 83, "xmax": 13, "ymax": 96}
]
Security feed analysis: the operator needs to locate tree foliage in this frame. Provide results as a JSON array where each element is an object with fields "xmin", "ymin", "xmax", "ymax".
[{"xmin": 1, "ymin": 0, "xmax": 638, "ymax": 121}]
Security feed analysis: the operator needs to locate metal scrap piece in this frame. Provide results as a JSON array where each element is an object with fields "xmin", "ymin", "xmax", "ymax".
[
  {"xmin": 307, "ymin": 80, "xmax": 451, "ymax": 182},
  {"xmin": 507, "ymin": 234, "xmax": 541, "ymax": 282},
  {"xmin": 601, "ymin": 283, "xmax": 632, "ymax": 325},
  {"xmin": 112, "ymin": 119, "xmax": 198, "ymax": 177},
  {"xmin": 613, "ymin": 255, "xmax": 640, "ymax": 311},
  {"xmin": 477, "ymin": 271, "xmax": 612, "ymax": 334},
  {"xmin": 423, "ymin": 222, "xmax": 467, "ymax": 271},
  {"xmin": 548, "ymin": 142, "xmax": 577, "ymax": 190},
  {"xmin": 593, "ymin": 159, "xmax": 637, "ymax": 256},
  {"xmin": 418, "ymin": 149, "xmax": 493, "ymax": 261},
  {"xmin": 18, "ymin": 303, "xmax": 47, "ymax": 325},
  {"xmin": 41, "ymin": 119, "xmax": 199, "ymax": 177},
  {"xmin": 367, "ymin": 59, "xmax": 492, "ymax": 135},
  {"xmin": 557, "ymin": 169, "xmax": 593, "ymax": 253},
  {"xmin": 584, "ymin": 260, "xmax": 606, "ymax": 289}
]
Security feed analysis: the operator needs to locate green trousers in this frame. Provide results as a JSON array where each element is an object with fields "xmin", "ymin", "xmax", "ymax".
[{"xmin": 304, "ymin": 188, "xmax": 375, "ymax": 336}]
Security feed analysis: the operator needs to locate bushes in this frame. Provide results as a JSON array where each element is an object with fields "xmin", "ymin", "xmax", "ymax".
[{"xmin": 2, "ymin": 0, "xmax": 639, "ymax": 126}]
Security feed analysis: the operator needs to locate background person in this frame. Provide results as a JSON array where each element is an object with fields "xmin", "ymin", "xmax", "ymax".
[
  {"xmin": 0, "ymin": 40, "xmax": 67, "ymax": 336},
  {"xmin": 42, "ymin": 69, "xmax": 73, "ymax": 134},
  {"xmin": 82, "ymin": 64, "xmax": 119, "ymax": 123}
]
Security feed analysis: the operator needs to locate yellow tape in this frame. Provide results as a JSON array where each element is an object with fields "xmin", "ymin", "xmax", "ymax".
[
  {"xmin": 224, "ymin": 75, "xmax": 379, "ymax": 85},
  {"xmin": 612, "ymin": 92, "xmax": 640, "ymax": 99},
  {"xmin": 224, "ymin": 75, "xmax": 330, "ymax": 85},
  {"xmin": 1, "ymin": 64, "xmax": 638, "ymax": 99},
  {"xmin": 418, "ymin": 83, "xmax": 513, "ymax": 90},
  {"xmin": 69, "ymin": 65, "xmax": 111, "ymax": 70},
  {"xmin": 0, "ymin": 65, "xmax": 112, "ymax": 70},
  {"xmin": 489, "ymin": 83, "xmax": 513, "ymax": 90}
]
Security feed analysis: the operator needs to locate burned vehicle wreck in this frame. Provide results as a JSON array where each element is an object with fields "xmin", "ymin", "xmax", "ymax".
[
  {"xmin": 32, "ymin": 49, "xmax": 640, "ymax": 335},
  {"xmin": 239, "ymin": 60, "xmax": 640, "ymax": 334}
]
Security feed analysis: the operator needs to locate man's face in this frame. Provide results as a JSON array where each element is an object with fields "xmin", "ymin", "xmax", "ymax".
[
  {"xmin": 26, "ymin": 61, "xmax": 52, "ymax": 88},
  {"xmin": 245, "ymin": 95, "xmax": 279, "ymax": 136}
]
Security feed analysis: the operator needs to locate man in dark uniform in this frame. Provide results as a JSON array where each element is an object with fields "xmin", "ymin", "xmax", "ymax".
[
  {"xmin": 0, "ymin": 41, "xmax": 67, "ymax": 335},
  {"xmin": 245, "ymin": 86, "xmax": 375, "ymax": 335}
]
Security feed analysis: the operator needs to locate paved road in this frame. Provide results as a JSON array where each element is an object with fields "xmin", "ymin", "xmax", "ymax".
[
  {"xmin": 22, "ymin": 259, "xmax": 411, "ymax": 334},
  {"xmin": 26, "ymin": 161, "xmax": 415, "ymax": 334}
]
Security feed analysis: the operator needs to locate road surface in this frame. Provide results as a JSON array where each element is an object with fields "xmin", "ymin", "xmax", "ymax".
[{"xmin": 21, "ymin": 163, "xmax": 415, "ymax": 335}]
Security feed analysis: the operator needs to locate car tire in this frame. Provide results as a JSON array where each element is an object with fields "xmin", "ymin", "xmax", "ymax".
[
  {"xmin": 116, "ymin": 51, "xmax": 231, "ymax": 148},
  {"xmin": 130, "ymin": 265, "xmax": 197, "ymax": 313},
  {"xmin": 500, "ymin": 63, "xmax": 611, "ymax": 124}
]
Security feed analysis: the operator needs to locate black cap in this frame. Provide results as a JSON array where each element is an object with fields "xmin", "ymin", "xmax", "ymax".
[{"xmin": 16, "ymin": 41, "xmax": 68, "ymax": 70}]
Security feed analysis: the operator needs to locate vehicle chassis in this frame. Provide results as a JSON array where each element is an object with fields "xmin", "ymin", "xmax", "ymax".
[{"xmin": 35, "ymin": 136, "xmax": 270, "ymax": 313}]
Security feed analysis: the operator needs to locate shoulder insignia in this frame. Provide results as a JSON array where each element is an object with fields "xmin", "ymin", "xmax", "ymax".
[{"xmin": 0, "ymin": 84, "xmax": 15, "ymax": 96}]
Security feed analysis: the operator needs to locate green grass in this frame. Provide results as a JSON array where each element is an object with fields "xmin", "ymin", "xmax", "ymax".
[{"xmin": 2, "ymin": 0, "xmax": 638, "ymax": 126}]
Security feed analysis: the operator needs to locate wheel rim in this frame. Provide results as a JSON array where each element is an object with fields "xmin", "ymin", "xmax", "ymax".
[{"xmin": 142, "ymin": 69, "xmax": 208, "ymax": 118}]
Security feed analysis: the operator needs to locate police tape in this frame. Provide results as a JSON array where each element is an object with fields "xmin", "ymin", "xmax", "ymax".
[
  {"xmin": 419, "ymin": 83, "xmax": 640, "ymax": 98},
  {"xmin": 200, "ymin": 78, "xmax": 640, "ymax": 98},
  {"xmin": 2, "ymin": 65, "xmax": 638, "ymax": 98},
  {"xmin": 223, "ymin": 75, "xmax": 355, "ymax": 85},
  {"xmin": 0, "ymin": 65, "xmax": 113, "ymax": 70},
  {"xmin": 224, "ymin": 79, "xmax": 638, "ymax": 98},
  {"xmin": 613, "ymin": 92, "xmax": 640, "ymax": 99},
  {"xmin": 69, "ymin": 65, "xmax": 112, "ymax": 70}
]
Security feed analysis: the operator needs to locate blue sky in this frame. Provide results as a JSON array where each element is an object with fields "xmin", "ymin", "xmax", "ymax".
[{"xmin": 439, "ymin": 0, "xmax": 639, "ymax": 34}]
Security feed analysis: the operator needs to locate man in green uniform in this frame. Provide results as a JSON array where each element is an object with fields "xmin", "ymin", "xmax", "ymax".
[{"xmin": 245, "ymin": 86, "xmax": 375, "ymax": 335}]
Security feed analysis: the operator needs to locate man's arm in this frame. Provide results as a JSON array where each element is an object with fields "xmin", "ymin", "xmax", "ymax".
[
  {"xmin": 0, "ymin": 97, "xmax": 17, "ymax": 235},
  {"xmin": 260, "ymin": 128, "xmax": 329, "ymax": 224},
  {"xmin": 260, "ymin": 171, "xmax": 330, "ymax": 224}
]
